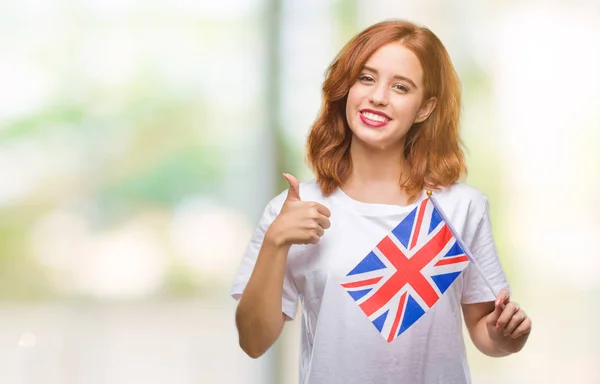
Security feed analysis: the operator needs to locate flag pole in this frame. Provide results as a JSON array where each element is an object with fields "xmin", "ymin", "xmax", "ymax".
[{"xmin": 426, "ymin": 190, "xmax": 501, "ymax": 299}]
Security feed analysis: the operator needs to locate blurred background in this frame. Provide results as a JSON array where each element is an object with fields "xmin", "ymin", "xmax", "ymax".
[{"xmin": 0, "ymin": 0, "xmax": 599, "ymax": 383}]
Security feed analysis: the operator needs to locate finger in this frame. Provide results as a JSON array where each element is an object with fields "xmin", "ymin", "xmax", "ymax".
[
  {"xmin": 315, "ymin": 226, "xmax": 325, "ymax": 237},
  {"xmin": 503, "ymin": 309, "xmax": 526, "ymax": 336},
  {"xmin": 496, "ymin": 302, "xmax": 520, "ymax": 331},
  {"xmin": 283, "ymin": 173, "xmax": 301, "ymax": 202},
  {"xmin": 510, "ymin": 316, "xmax": 532, "ymax": 339},
  {"xmin": 314, "ymin": 203, "xmax": 331, "ymax": 218},
  {"xmin": 316, "ymin": 215, "xmax": 331, "ymax": 230}
]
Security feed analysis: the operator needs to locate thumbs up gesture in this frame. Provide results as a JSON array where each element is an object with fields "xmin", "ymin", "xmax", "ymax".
[{"xmin": 265, "ymin": 173, "xmax": 332, "ymax": 247}]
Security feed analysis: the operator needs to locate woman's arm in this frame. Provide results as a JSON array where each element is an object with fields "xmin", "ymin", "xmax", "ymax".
[
  {"xmin": 235, "ymin": 174, "xmax": 331, "ymax": 358},
  {"xmin": 235, "ymin": 237, "xmax": 290, "ymax": 358}
]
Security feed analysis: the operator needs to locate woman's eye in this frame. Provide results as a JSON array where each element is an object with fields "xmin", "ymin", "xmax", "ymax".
[
  {"xmin": 392, "ymin": 84, "xmax": 409, "ymax": 93},
  {"xmin": 358, "ymin": 75, "xmax": 374, "ymax": 83}
]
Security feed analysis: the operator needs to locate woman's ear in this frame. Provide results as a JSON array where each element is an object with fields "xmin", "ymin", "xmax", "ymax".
[{"xmin": 414, "ymin": 97, "xmax": 437, "ymax": 123}]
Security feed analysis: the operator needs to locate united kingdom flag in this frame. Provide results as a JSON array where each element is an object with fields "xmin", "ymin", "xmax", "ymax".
[{"xmin": 340, "ymin": 197, "xmax": 469, "ymax": 343}]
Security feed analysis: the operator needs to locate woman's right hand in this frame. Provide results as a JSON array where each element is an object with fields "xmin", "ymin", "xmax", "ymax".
[{"xmin": 265, "ymin": 173, "xmax": 331, "ymax": 247}]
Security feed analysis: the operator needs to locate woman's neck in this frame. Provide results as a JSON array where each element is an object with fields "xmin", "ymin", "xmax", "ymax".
[{"xmin": 342, "ymin": 138, "xmax": 412, "ymax": 206}]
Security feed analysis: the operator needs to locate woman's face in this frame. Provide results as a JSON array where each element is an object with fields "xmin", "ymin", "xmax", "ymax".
[{"xmin": 345, "ymin": 41, "xmax": 436, "ymax": 152}]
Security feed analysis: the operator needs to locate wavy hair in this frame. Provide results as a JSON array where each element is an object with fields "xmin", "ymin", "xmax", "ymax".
[{"xmin": 306, "ymin": 19, "xmax": 466, "ymax": 202}]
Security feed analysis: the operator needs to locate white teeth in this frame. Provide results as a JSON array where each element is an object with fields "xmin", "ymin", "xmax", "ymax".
[{"xmin": 361, "ymin": 112, "xmax": 388, "ymax": 122}]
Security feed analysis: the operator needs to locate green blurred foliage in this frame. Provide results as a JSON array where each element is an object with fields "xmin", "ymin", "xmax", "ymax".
[{"xmin": 0, "ymin": 77, "xmax": 224, "ymax": 300}]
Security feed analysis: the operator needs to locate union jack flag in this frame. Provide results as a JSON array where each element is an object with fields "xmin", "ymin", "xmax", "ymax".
[{"xmin": 340, "ymin": 197, "xmax": 469, "ymax": 343}]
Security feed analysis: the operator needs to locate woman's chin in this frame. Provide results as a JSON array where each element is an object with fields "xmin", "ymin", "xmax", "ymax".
[{"xmin": 351, "ymin": 133, "xmax": 400, "ymax": 152}]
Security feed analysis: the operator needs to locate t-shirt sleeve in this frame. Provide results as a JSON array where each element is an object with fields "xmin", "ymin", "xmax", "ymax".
[
  {"xmin": 230, "ymin": 201, "xmax": 300, "ymax": 319},
  {"xmin": 461, "ymin": 199, "xmax": 510, "ymax": 304}
]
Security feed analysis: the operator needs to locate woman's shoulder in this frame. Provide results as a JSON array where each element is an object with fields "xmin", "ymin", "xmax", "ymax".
[
  {"xmin": 433, "ymin": 182, "xmax": 490, "ymax": 216},
  {"xmin": 438, "ymin": 182, "xmax": 488, "ymax": 200}
]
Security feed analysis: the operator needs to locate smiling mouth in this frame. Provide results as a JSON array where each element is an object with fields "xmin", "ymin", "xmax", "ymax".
[
  {"xmin": 359, "ymin": 110, "xmax": 391, "ymax": 127},
  {"xmin": 361, "ymin": 111, "xmax": 390, "ymax": 123}
]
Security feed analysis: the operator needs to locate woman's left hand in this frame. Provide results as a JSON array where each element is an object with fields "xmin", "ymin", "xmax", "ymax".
[{"xmin": 486, "ymin": 289, "xmax": 532, "ymax": 344}]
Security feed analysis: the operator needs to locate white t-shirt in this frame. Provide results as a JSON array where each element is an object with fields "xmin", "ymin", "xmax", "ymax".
[{"xmin": 231, "ymin": 181, "xmax": 509, "ymax": 384}]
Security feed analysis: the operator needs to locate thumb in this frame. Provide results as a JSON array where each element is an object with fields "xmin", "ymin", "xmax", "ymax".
[
  {"xmin": 487, "ymin": 289, "xmax": 510, "ymax": 327},
  {"xmin": 486, "ymin": 302, "xmax": 503, "ymax": 328},
  {"xmin": 495, "ymin": 289, "xmax": 511, "ymax": 309},
  {"xmin": 283, "ymin": 173, "xmax": 301, "ymax": 202}
]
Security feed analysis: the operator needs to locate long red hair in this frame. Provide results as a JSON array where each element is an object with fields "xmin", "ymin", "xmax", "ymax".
[{"xmin": 306, "ymin": 20, "xmax": 465, "ymax": 202}]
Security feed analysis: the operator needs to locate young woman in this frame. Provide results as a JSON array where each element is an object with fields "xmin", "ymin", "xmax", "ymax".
[{"xmin": 231, "ymin": 19, "xmax": 532, "ymax": 384}]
